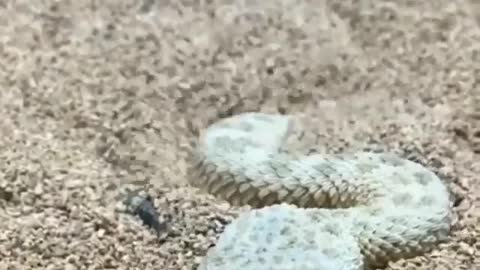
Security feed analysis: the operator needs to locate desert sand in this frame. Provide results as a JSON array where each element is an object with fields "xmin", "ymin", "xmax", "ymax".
[{"xmin": 0, "ymin": 1, "xmax": 478, "ymax": 269}]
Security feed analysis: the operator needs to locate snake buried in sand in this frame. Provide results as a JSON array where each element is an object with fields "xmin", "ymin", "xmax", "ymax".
[{"xmin": 187, "ymin": 112, "xmax": 453, "ymax": 270}]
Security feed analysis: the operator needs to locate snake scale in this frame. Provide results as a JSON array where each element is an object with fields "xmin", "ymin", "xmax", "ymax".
[{"xmin": 187, "ymin": 112, "xmax": 453, "ymax": 270}]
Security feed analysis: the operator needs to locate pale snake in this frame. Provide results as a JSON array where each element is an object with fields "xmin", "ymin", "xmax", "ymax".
[{"xmin": 187, "ymin": 112, "xmax": 453, "ymax": 270}]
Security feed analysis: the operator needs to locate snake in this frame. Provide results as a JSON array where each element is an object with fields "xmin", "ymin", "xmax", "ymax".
[{"xmin": 187, "ymin": 112, "xmax": 453, "ymax": 270}]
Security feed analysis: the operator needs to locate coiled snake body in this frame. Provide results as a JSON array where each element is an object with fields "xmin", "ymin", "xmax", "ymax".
[{"xmin": 188, "ymin": 112, "xmax": 453, "ymax": 270}]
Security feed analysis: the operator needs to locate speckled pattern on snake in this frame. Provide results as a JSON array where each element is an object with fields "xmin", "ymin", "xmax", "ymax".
[{"xmin": 187, "ymin": 112, "xmax": 453, "ymax": 270}]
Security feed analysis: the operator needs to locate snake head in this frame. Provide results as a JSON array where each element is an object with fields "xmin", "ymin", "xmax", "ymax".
[{"xmin": 203, "ymin": 113, "xmax": 294, "ymax": 154}]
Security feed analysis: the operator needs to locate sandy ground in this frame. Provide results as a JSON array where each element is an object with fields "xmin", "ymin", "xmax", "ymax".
[{"xmin": 0, "ymin": 0, "xmax": 479, "ymax": 269}]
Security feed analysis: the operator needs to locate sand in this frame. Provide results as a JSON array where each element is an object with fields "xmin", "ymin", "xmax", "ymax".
[{"xmin": 0, "ymin": 0, "xmax": 478, "ymax": 269}]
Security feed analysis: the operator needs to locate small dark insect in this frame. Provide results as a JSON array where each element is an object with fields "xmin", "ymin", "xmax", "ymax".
[{"xmin": 123, "ymin": 192, "xmax": 167, "ymax": 237}]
